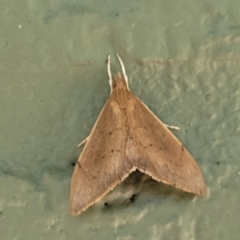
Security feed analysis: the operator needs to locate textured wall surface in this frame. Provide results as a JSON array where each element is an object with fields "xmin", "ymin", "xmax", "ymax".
[{"xmin": 0, "ymin": 0, "xmax": 240, "ymax": 239}]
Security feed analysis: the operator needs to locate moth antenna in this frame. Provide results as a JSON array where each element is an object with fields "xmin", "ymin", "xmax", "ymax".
[
  {"xmin": 116, "ymin": 53, "xmax": 130, "ymax": 90},
  {"xmin": 107, "ymin": 55, "xmax": 113, "ymax": 93}
]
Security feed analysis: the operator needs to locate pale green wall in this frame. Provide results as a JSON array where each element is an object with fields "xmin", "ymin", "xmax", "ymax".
[{"xmin": 0, "ymin": 0, "xmax": 240, "ymax": 239}]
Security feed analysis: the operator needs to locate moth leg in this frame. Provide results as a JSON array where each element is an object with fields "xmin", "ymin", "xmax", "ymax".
[
  {"xmin": 116, "ymin": 53, "xmax": 130, "ymax": 90},
  {"xmin": 164, "ymin": 124, "xmax": 180, "ymax": 130},
  {"xmin": 107, "ymin": 55, "xmax": 113, "ymax": 94},
  {"xmin": 77, "ymin": 136, "xmax": 89, "ymax": 147}
]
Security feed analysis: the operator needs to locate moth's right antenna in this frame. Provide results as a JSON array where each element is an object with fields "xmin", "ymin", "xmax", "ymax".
[{"xmin": 116, "ymin": 53, "xmax": 130, "ymax": 90}]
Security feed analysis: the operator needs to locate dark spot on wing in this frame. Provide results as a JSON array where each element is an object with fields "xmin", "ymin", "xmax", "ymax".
[{"xmin": 179, "ymin": 145, "xmax": 185, "ymax": 162}]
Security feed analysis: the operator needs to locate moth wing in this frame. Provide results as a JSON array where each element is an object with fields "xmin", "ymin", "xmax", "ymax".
[
  {"xmin": 127, "ymin": 93, "xmax": 206, "ymax": 195},
  {"xmin": 70, "ymin": 93, "xmax": 131, "ymax": 215}
]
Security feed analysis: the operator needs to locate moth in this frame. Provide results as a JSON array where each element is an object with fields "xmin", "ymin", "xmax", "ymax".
[{"xmin": 69, "ymin": 54, "xmax": 206, "ymax": 216}]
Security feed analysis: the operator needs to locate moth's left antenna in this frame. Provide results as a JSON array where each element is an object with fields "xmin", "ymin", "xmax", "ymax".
[{"xmin": 107, "ymin": 55, "xmax": 113, "ymax": 93}]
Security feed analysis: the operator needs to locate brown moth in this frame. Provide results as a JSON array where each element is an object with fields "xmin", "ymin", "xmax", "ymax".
[{"xmin": 69, "ymin": 54, "xmax": 206, "ymax": 216}]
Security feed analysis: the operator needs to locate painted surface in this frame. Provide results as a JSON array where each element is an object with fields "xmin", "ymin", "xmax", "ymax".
[{"xmin": 0, "ymin": 0, "xmax": 239, "ymax": 239}]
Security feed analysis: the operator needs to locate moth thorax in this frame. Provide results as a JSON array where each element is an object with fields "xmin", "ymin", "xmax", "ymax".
[{"xmin": 113, "ymin": 73, "xmax": 128, "ymax": 90}]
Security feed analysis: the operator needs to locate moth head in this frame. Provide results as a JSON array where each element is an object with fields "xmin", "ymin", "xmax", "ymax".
[{"xmin": 112, "ymin": 73, "xmax": 128, "ymax": 90}]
